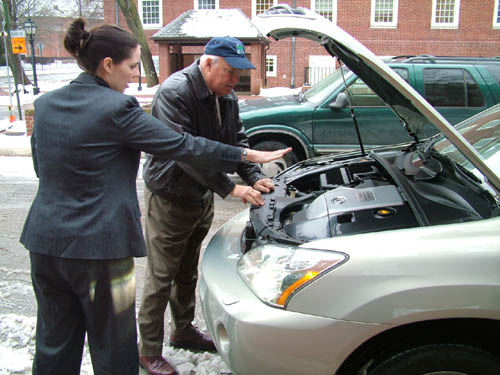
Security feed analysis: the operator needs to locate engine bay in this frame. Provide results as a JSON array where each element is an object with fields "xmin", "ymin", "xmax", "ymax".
[{"xmin": 245, "ymin": 150, "xmax": 498, "ymax": 250}]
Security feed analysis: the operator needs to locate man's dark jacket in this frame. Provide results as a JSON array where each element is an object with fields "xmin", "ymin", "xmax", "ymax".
[
  {"xmin": 20, "ymin": 73, "xmax": 243, "ymax": 260},
  {"xmin": 143, "ymin": 60, "xmax": 264, "ymax": 201}
]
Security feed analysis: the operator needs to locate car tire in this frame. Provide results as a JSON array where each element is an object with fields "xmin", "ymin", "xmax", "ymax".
[
  {"xmin": 368, "ymin": 343, "xmax": 500, "ymax": 375},
  {"xmin": 253, "ymin": 141, "xmax": 299, "ymax": 177}
]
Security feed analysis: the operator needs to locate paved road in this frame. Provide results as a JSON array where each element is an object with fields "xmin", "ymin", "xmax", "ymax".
[{"xmin": 0, "ymin": 156, "xmax": 248, "ymax": 325}]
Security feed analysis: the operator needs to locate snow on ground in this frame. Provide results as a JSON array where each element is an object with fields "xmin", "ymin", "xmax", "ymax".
[
  {"xmin": 0, "ymin": 64, "xmax": 299, "ymax": 374},
  {"xmin": 260, "ymin": 86, "xmax": 302, "ymax": 97},
  {"xmin": 0, "ymin": 312, "xmax": 230, "ymax": 375}
]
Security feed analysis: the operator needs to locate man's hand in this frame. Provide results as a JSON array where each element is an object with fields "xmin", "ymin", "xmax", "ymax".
[
  {"xmin": 245, "ymin": 147, "xmax": 292, "ymax": 164},
  {"xmin": 230, "ymin": 184, "xmax": 265, "ymax": 206},
  {"xmin": 253, "ymin": 178, "xmax": 274, "ymax": 194}
]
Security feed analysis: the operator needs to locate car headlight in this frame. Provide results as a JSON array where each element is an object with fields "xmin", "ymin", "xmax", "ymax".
[{"xmin": 237, "ymin": 244, "xmax": 347, "ymax": 308}]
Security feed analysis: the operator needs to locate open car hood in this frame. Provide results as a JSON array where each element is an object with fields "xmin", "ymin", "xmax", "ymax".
[{"xmin": 253, "ymin": 6, "xmax": 500, "ymax": 193}]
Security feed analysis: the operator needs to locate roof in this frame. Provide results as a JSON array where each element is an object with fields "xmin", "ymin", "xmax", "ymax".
[{"xmin": 152, "ymin": 9, "xmax": 264, "ymax": 43}]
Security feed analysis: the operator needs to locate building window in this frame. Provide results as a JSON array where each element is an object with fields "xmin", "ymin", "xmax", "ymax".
[
  {"xmin": 139, "ymin": 0, "xmax": 162, "ymax": 28},
  {"xmin": 371, "ymin": 0, "xmax": 398, "ymax": 28},
  {"xmin": 494, "ymin": 0, "xmax": 500, "ymax": 28},
  {"xmin": 311, "ymin": 0, "xmax": 337, "ymax": 23},
  {"xmin": 431, "ymin": 0, "xmax": 460, "ymax": 29},
  {"xmin": 195, "ymin": 0, "xmax": 218, "ymax": 9},
  {"xmin": 266, "ymin": 55, "xmax": 277, "ymax": 77},
  {"xmin": 252, "ymin": 0, "xmax": 277, "ymax": 18}
]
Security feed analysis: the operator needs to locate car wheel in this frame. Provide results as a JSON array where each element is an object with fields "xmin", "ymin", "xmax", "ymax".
[
  {"xmin": 253, "ymin": 141, "xmax": 299, "ymax": 177},
  {"xmin": 368, "ymin": 343, "xmax": 500, "ymax": 375}
]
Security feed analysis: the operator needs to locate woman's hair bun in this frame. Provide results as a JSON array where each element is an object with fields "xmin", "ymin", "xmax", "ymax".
[
  {"xmin": 63, "ymin": 18, "xmax": 89, "ymax": 57},
  {"xmin": 63, "ymin": 17, "xmax": 139, "ymax": 74}
]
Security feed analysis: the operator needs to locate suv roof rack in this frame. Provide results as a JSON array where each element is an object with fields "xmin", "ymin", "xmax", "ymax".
[
  {"xmin": 262, "ymin": 4, "xmax": 307, "ymax": 16},
  {"xmin": 389, "ymin": 55, "xmax": 500, "ymax": 64}
]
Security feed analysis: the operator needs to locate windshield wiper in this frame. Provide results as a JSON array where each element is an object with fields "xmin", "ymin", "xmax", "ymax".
[
  {"xmin": 429, "ymin": 150, "xmax": 482, "ymax": 184},
  {"xmin": 452, "ymin": 159, "xmax": 482, "ymax": 184}
]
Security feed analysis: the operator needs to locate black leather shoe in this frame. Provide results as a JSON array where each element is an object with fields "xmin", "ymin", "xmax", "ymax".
[
  {"xmin": 139, "ymin": 356, "xmax": 179, "ymax": 375},
  {"xmin": 169, "ymin": 325, "xmax": 217, "ymax": 352}
]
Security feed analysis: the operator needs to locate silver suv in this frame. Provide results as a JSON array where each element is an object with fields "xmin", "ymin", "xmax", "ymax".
[{"xmin": 199, "ymin": 6, "xmax": 500, "ymax": 375}]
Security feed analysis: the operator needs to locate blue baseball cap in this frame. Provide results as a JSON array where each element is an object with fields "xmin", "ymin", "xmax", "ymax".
[{"xmin": 204, "ymin": 36, "xmax": 256, "ymax": 70}]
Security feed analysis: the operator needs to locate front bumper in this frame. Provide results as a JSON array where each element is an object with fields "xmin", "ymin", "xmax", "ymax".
[{"xmin": 200, "ymin": 210, "xmax": 383, "ymax": 375}]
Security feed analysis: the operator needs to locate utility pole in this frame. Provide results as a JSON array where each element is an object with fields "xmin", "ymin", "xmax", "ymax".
[
  {"xmin": 2, "ymin": 0, "xmax": 23, "ymax": 120},
  {"xmin": 291, "ymin": 0, "xmax": 296, "ymax": 88},
  {"xmin": 1, "ymin": 21, "xmax": 14, "ymax": 121}
]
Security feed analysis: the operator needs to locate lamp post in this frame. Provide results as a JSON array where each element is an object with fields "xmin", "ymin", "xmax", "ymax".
[
  {"xmin": 138, "ymin": 62, "xmax": 142, "ymax": 91},
  {"xmin": 24, "ymin": 18, "xmax": 39, "ymax": 95}
]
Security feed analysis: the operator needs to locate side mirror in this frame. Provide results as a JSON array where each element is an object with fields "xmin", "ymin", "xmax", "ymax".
[{"xmin": 329, "ymin": 92, "xmax": 348, "ymax": 109}]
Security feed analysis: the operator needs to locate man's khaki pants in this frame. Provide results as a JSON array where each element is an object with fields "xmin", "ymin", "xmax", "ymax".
[{"xmin": 138, "ymin": 188, "xmax": 214, "ymax": 356}]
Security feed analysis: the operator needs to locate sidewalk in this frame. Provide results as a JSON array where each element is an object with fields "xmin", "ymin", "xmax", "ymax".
[{"xmin": 0, "ymin": 124, "xmax": 31, "ymax": 156}]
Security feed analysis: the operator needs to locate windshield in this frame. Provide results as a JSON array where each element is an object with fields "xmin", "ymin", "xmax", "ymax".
[
  {"xmin": 414, "ymin": 105, "xmax": 500, "ymax": 189},
  {"xmin": 303, "ymin": 66, "xmax": 352, "ymax": 106},
  {"xmin": 428, "ymin": 107, "xmax": 500, "ymax": 174}
]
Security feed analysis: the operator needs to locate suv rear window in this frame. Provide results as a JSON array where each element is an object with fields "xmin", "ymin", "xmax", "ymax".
[
  {"xmin": 483, "ymin": 64, "xmax": 500, "ymax": 86},
  {"xmin": 423, "ymin": 68, "xmax": 485, "ymax": 108}
]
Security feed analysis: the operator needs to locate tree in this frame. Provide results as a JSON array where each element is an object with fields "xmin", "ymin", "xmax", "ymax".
[
  {"xmin": 1, "ymin": 0, "xmax": 56, "ymax": 87},
  {"xmin": 1, "ymin": 0, "xmax": 32, "ymax": 87},
  {"xmin": 53, "ymin": 0, "xmax": 104, "ymax": 19},
  {"xmin": 115, "ymin": 0, "xmax": 158, "ymax": 87},
  {"xmin": 13, "ymin": 0, "xmax": 54, "ymax": 17},
  {"xmin": 0, "ymin": 38, "xmax": 6, "ymax": 65}
]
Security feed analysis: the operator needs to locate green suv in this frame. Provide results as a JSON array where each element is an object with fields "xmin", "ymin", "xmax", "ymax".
[{"xmin": 240, "ymin": 56, "xmax": 500, "ymax": 175}]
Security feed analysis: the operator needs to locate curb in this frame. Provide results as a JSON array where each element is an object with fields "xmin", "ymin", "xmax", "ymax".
[
  {"xmin": 0, "ymin": 131, "xmax": 31, "ymax": 156},
  {"xmin": 0, "ymin": 148, "xmax": 32, "ymax": 156}
]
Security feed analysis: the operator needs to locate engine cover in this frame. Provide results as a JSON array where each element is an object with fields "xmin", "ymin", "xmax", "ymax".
[{"xmin": 283, "ymin": 185, "xmax": 418, "ymax": 240}]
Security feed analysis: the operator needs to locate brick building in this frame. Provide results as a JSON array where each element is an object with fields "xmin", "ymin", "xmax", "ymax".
[
  {"xmin": 102, "ymin": 0, "xmax": 500, "ymax": 93},
  {"xmin": 25, "ymin": 17, "xmax": 103, "ymax": 61}
]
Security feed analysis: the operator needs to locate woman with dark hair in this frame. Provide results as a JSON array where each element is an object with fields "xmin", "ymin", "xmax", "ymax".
[{"xmin": 20, "ymin": 18, "xmax": 289, "ymax": 375}]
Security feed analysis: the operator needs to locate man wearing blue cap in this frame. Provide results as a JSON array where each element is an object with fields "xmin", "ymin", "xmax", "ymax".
[{"xmin": 137, "ymin": 37, "xmax": 275, "ymax": 375}]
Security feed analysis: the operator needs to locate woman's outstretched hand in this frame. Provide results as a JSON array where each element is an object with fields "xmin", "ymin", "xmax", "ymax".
[{"xmin": 245, "ymin": 147, "xmax": 292, "ymax": 164}]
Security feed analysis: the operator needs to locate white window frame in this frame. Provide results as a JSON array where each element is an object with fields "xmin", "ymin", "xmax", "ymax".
[
  {"xmin": 139, "ymin": 0, "xmax": 162, "ymax": 29},
  {"xmin": 431, "ymin": 0, "xmax": 460, "ymax": 29},
  {"xmin": 266, "ymin": 55, "xmax": 277, "ymax": 77},
  {"xmin": 310, "ymin": 0, "xmax": 337, "ymax": 23},
  {"xmin": 252, "ymin": 0, "xmax": 277, "ymax": 19},
  {"xmin": 194, "ymin": 0, "xmax": 219, "ymax": 10},
  {"xmin": 494, "ymin": 0, "xmax": 500, "ymax": 28},
  {"xmin": 370, "ymin": 0, "xmax": 398, "ymax": 28}
]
